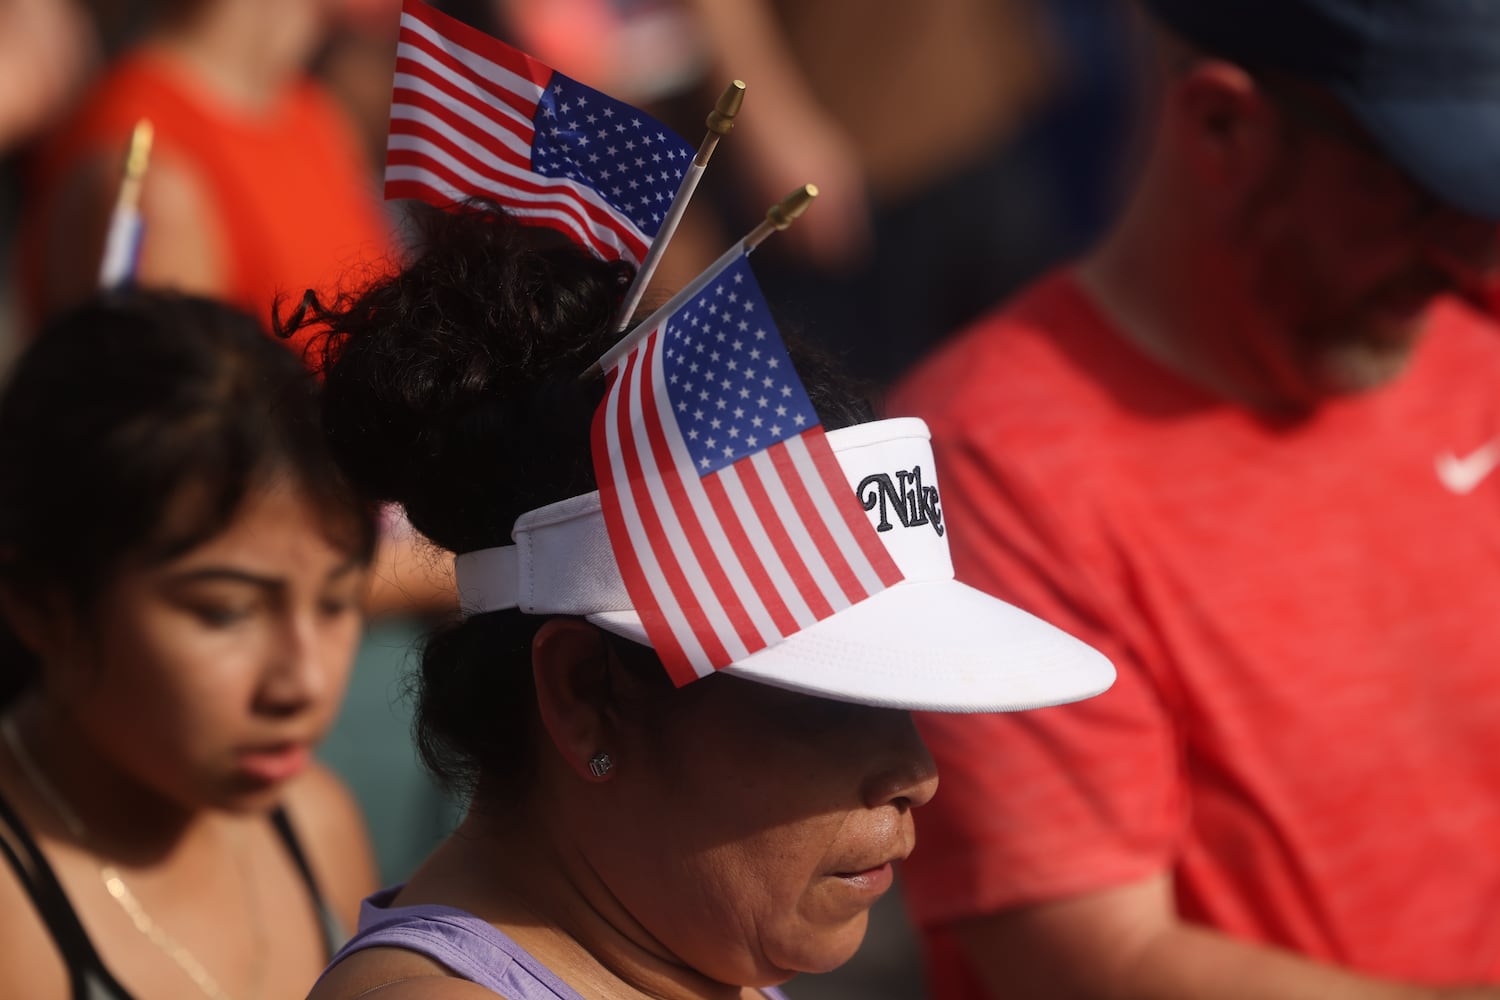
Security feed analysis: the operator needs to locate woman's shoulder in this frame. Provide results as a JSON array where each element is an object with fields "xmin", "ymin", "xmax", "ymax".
[
  {"xmin": 310, "ymin": 944, "xmax": 510, "ymax": 1000},
  {"xmin": 280, "ymin": 760, "xmax": 379, "ymax": 930}
]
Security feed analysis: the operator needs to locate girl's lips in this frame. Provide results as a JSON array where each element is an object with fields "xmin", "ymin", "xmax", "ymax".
[{"xmin": 234, "ymin": 743, "xmax": 311, "ymax": 784}]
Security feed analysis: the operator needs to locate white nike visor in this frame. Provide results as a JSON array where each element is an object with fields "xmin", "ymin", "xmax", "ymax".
[{"xmin": 455, "ymin": 417, "xmax": 1115, "ymax": 713}]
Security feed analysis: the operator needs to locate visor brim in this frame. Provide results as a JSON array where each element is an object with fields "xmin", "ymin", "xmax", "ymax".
[{"xmin": 589, "ymin": 577, "xmax": 1115, "ymax": 713}]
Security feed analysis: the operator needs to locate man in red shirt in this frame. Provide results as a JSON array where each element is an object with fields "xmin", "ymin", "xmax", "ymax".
[{"xmin": 889, "ymin": 1, "xmax": 1500, "ymax": 997}]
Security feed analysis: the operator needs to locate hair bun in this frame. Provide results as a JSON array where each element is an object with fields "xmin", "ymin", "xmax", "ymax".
[{"xmin": 290, "ymin": 204, "xmax": 633, "ymax": 553}]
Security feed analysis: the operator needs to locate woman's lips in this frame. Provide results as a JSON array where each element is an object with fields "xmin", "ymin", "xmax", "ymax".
[
  {"xmin": 234, "ymin": 743, "xmax": 311, "ymax": 784},
  {"xmin": 831, "ymin": 861, "xmax": 895, "ymax": 895}
]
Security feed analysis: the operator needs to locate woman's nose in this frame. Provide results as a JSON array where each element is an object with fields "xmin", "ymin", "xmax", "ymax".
[{"xmin": 862, "ymin": 711, "xmax": 940, "ymax": 812}]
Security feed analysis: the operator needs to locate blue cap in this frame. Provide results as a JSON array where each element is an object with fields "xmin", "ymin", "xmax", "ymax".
[{"xmin": 1140, "ymin": 0, "xmax": 1500, "ymax": 221}]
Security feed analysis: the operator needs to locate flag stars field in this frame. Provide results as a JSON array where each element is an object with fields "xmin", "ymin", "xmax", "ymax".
[{"xmin": 658, "ymin": 268, "xmax": 823, "ymax": 476}]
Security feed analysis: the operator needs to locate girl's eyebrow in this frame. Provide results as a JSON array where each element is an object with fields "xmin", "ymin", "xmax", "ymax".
[
  {"xmin": 164, "ymin": 567, "xmax": 280, "ymax": 589},
  {"xmin": 164, "ymin": 559, "xmax": 364, "ymax": 589},
  {"xmin": 325, "ymin": 559, "xmax": 365, "ymax": 582}
]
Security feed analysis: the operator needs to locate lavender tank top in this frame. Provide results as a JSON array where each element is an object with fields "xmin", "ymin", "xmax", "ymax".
[{"xmin": 326, "ymin": 887, "xmax": 790, "ymax": 999}]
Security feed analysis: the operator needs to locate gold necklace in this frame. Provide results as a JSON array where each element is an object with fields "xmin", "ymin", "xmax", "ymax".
[{"xmin": 0, "ymin": 715, "xmax": 267, "ymax": 1000}]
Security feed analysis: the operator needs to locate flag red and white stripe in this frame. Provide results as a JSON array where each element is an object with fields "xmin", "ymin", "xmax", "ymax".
[
  {"xmin": 591, "ymin": 253, "xmax": 902, "ymax": 684},
  {"xmin": 386, "ymin": 0, "xmax": 690, "ymax": 264}
]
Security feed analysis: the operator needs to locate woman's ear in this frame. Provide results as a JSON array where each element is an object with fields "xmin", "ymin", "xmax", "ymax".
[{"xmin": 531, "ymin": 619, "xmax": 618, "ymax": 782}]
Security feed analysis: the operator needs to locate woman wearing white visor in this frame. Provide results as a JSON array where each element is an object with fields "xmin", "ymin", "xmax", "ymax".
[{"xmin": 290, "ymin": 203, "xmax": 1114, "ymax": 1000}]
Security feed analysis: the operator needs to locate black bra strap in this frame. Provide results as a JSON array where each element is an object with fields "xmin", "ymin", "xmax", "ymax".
[
  {"xmin": 0, "ymin": 788, "xmax": 133, "ymax": 1000},
  {"xmin": 270, "ymin": 805, "xmax": 340, "ymax": 957},
  {"xmin": 0, "ymin": 793, "xmax": 338, "ymax": 995}
]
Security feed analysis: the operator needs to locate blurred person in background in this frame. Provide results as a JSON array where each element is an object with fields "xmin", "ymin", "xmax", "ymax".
[
  {"xmin": 488, "ymin": 0, "xmax": 1123, "ymax": 392},
  {"xmin": 0, "ymin": 0, "xmax": 95, "ymax": 154},
  {"xmin": 680, "ymin": 0, "xmax": 1110, "ymax": 391},
  {"xmin": 0, "ymin": 0, "xmax": 96, "ymax": 369},
  {"xmin": 18, "ymin": 0, "xmax": 393, "ymax": 354},
  {"xmin": 0, "ymin": 290, "xmax": 379, "ymax": 999},
  {"xmin": 890, "ymin": 1, "xmax": 1500, "ymax": 998}
]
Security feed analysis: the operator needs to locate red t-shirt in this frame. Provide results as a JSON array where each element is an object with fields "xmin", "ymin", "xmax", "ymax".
[
  {"xmin": 22, "ymin": 53, "xmax": 393, "ymax": 358},
  {"xmin": 888, "ymin": 272, "xmax": 1500, "ymax": 996}
]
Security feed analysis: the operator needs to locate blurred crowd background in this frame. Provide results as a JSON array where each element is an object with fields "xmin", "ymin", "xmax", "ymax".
[{"xmin": 0, "ymin": 1, "xmax": 1141, "ymax": 996}]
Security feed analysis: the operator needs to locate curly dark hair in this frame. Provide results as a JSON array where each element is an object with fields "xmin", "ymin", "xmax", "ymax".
[
  {"xmin": 282, "ymin": 202, "xmax": 875, "ymax": 802},
  {"xmin": 0, "ymin": 290, "xmax": 376, "ymax": 708}
]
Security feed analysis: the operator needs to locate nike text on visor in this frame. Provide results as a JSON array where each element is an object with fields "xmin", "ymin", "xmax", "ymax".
[{"xmin": 454, "ymin": 417, "xmax": 1115, "ymax": 713}]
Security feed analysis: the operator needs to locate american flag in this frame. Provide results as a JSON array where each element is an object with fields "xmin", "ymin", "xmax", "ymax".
[
  {"xmin": 386, "ymin": 0, "xmax": 693, "ymax": 265},
  {"xmin": 591, "ymin": 253, "xmax": 904, "ymax": 684}
]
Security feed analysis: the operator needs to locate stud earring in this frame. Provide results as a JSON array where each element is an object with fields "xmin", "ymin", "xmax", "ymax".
[{"xmin": 587, "ymin": 751, "xmax": 614, "ymax": 778}]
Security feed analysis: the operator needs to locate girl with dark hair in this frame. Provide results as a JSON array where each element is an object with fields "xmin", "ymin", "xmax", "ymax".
[
  {"xmin": 293, "ymin": 204, "xmax": 1114, "ymax": 1000},
  {"xmin": 0, "ymin": 290, "xmax": 380, "ymax": 999}
]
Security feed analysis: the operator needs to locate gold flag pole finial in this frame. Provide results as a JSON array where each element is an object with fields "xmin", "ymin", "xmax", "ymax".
[
  {"xmin": 119, "ymin": 119, "xmax": 154, "ymax": 213},
  {"xmin": 98, "ymin": 119, "xmax": 155, "ymax": 290},
  {"xmin": 612, "ymin": 80, "xmax": 748, "ymax": 333},
  {"xmin": 766, "ymin": 183, "xmax": 817, "ymax": 232},
  {"xmin": 705, "ymin": 80, "xmax": 746, "ymax": 138},
  {"xmin": 586, "ymin": 182, "xmax": 818, "ymax": 380},
  {"xmin": 739, "ymin": 183, "xmax": 818, "ymax": 254}
]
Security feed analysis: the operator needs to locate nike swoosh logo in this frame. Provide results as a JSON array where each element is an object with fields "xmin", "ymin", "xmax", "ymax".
[{"xmin": 1436, "ymin": 440, "xmax": 1500, "ymax": 495}]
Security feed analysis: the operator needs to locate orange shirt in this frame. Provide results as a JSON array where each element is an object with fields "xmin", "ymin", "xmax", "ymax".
[
  {"xmin": 23, "ymin": 53, "xmax": 392, "ymax": 358},
  {"xmin": 891, "ymin": 273, "xmax": 1500, "ymax": 994}
]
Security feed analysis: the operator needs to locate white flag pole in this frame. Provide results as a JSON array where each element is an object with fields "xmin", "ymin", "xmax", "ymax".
[
  {"xmin": 612, "ymin": 81, "xmax": 746, "ymax": 332},
  {"xmin": 98, "ymin": 118, "xmax": 154, "ymax": 290},
  {"xmin": 585, "ymin": 183, "xmax": 818, "ymax": 380}
]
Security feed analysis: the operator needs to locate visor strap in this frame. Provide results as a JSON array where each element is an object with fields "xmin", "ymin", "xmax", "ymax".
[{"xmin": 455, "ymin": 545, "xmax": 520, "ymax": 615}]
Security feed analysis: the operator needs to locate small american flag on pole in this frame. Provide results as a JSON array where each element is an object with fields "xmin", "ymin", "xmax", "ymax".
[
  {"xmin": 387, "ymin": 0, "xmax": 693, "ymax": 265},
  {"xmin": 591, "ymin": 253, "xmax": 904, "ymax": 684}
]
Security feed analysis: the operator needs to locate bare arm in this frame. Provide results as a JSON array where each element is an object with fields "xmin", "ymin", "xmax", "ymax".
[
  {"xmin": 675, "ymin": 0, "xmax": 871, "ymax": 268},
  {"xmin": 363, "ymin": 507, "xmax": 456, "ymax": 621},
  {"xmin": 954, "ymin": 872, "xmax": 1500, "ymax": 1000}
]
